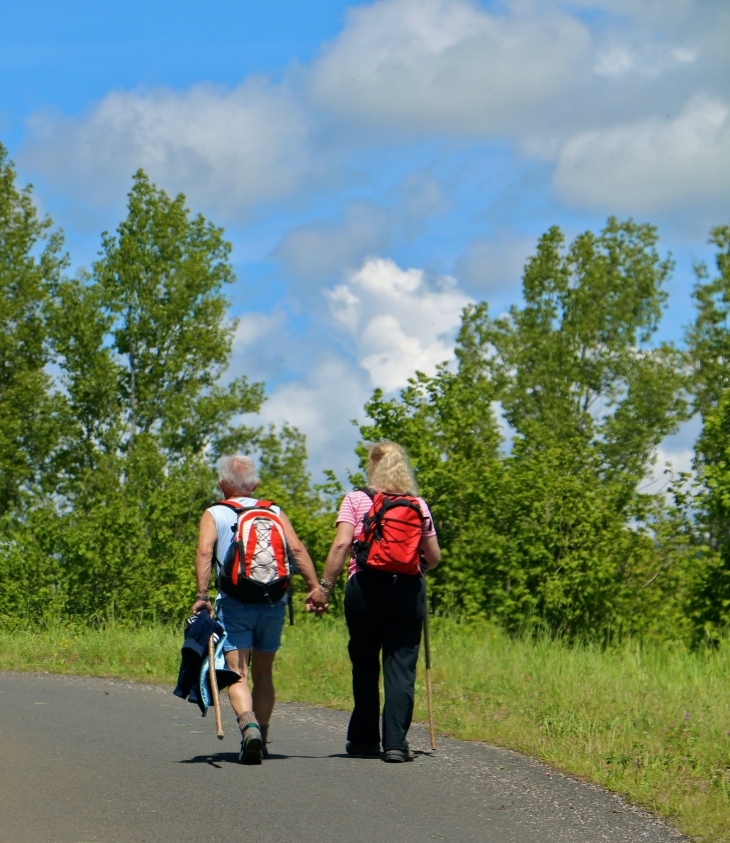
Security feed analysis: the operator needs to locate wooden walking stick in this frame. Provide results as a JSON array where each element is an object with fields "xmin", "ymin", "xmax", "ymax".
[
  {"xmin": 423, "ymin": 581, "xmax": 437, "ymax": 751},
  {"xmin": 207, "ymin": 634, "xmax": 225, "ymax": 740}
]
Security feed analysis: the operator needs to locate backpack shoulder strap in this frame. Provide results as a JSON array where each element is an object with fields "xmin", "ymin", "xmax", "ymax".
[
  {"xmin": 354, "ymin": 486, "xmax": 376, "ymax": 500},
  {"xmin": 254, "ymin": 500, "xmax": 276, "ymax": 509},
  {"xmin": 212, "ymin": 499, "xmax": 248, "ymax": 513}
]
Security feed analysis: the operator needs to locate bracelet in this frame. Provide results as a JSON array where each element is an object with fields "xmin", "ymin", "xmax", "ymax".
[
  {"xmin": 195, "ymin": 594, "xmax": 211, "ymax": 602},
  {"xmin": 319, "ymin": 579, "xmax": 334, "ymax": 596}
]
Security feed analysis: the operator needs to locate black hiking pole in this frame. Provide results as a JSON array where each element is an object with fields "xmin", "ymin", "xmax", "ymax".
[
  {"xmin": 287, "ymin": 582, "xmax": 294, "ymax": 626},
  {"xmin": 423, "ymin": 579, "xmax": 436, "ymax": 751}
]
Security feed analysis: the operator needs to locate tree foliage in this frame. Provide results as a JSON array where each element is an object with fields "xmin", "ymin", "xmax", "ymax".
[
  {"xmin": 684, "ymin": 227, "xmax": 730, "ymax": 639},
  {"xmin": 0, "ymin": 165, "xmax": 332, "ymax": 625},
  {"xmin": 360, "ymin": 219, "xmax": 695, "ymax": 638},
  {"xmin": 0, "ymin": 144, "xmax": 66, "ymax": 516},
  {"xmin": 1, "ymin": 144, "xmax": 728, "ymax": 643}
]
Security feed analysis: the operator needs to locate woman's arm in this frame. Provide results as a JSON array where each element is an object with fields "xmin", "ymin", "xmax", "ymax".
[
  {"xmin": 420, "ymin": 534, "xmax": 441, "ymax": 571},
  {"xmin": 307, "ymin": 521, "xmax": 356, "ymax": 615}
]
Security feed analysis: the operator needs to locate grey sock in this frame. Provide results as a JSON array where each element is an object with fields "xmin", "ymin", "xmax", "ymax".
[{"xmin": 237, "ymin": 711, "xmax": 259, "ymax": 734}]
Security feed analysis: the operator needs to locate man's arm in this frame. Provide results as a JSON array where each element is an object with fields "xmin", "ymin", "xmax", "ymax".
[
  {"xmin": 304, "ymin": 521, "xmax": 355, "ymax": 615},
  {"xmin": 191, "ymin": 510, "xmax": 217, "ymax": 616},
  {"xmin": 279, "ymin": 512, "xmax": 319, "ymax": 592}
]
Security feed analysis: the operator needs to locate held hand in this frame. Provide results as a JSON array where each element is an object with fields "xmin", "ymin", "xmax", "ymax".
[
  {"xmin": 191, "ymin": 598, "xmax": 213, "ymax": 617},
  {"xmin": 306, "ymin": 587, "xmax": 329, "ymax": 617}
]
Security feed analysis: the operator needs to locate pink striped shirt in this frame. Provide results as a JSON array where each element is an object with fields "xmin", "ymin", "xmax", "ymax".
[{"xmin": 337, "ymin": 490, "xmax": 437, "ymax": 578}]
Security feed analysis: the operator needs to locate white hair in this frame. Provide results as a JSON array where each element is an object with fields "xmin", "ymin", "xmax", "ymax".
[{"xmin": 218, "ymin": 454, "xmax": 259, "ymax": 494}]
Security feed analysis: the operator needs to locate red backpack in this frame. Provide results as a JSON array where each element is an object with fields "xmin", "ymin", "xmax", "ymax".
[
  {"xmin": 215, "ymin": 500, "xmax": 292, "ymax": 604},
  {"xmin": 353, "ymin": 488, "xmax": 426, "ymax": 576}
]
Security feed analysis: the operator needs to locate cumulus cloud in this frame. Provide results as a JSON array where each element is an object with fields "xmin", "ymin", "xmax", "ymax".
[
  {"xmin": 327, "ymin": 257, "xmax": 472, "ymax": 391},
  {"xmin": 22, "ymin": 77, "xmax": 317, "ymax": 216},
  {"xmin": 273, "ymin": 169, "xmax": 449, "ymax": 288},
  {"xmin": 233, "ymin": 255, "xmax": 472, "ymax": 475},
  {"xmin": 553, "ymin": 96, "xmax": 730, "ymax": 213},
  {"xmin": 273, "ymin": 201, "xmax": 390, "ymax": 285},
  {"xmin": 256, "ymin": 354, "xmax": 371, "ymax": 474},
  {"xmin": 234, "ymin": 311, "xmax": 289, "ymax": 352},
  {"xmin": 309, "ymin": 0, "xmax": 591, "ymax": 135}
]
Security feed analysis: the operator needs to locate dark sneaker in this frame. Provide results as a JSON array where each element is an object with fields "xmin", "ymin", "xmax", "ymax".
[
  {"xmin": 346, "ymin": 742, "xmax": 381, "ymax": 757},
  {"xmin": 239, "ymin": 724, "xmax": 263, "ymax": 765},
  {"xmin": 384, "ymin": 748, "xmax": 412, "ymax": 763},
  {"xmin": 260, "ymin": 725, "xmax": 270, "ymax": 760}
]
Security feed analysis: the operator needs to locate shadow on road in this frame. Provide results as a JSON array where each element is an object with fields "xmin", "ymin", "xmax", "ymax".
[{"xmin": 178, "ymin": 751, "xmax": 401, "ymax": 767}]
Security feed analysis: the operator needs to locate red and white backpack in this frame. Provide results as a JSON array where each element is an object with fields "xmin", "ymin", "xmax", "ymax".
[{"xmin": 215, "ymin": 499, "xmax": 292, "ymax": 604}]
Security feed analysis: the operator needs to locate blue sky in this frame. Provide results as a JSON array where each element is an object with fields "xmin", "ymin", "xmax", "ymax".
[{"xmin": 3, "ymin": 0, "xmax": 729, "ymax": 478}]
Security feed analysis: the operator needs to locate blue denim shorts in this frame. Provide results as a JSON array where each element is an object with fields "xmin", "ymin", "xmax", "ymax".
[{"xmin": 215, "ymin": 595, "xmax": 287, "ymax": 654}]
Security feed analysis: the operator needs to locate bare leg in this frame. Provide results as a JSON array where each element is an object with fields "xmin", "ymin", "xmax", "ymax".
[
  {"xmin": 224, "ymin": 648, "xmax": 253, "ymax": 715},
  {"xmin": 251, "ymin": 650, "xmax": 277, "ymax": 727}
]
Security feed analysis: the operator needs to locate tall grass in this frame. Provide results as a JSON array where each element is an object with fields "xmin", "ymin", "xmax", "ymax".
[{"xmin": 2, "ymin": 616, "xmax": 729, "ymax": 841}]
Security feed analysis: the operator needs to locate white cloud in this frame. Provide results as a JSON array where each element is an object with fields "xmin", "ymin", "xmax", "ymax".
[
  {"xmin": 553, "ymin": 96, "xmax": 730, "ymax": 212},
  {"xmin": 594, "ymin": 47, "xmax": 635, "ymax": 78},
  {"xmin": 273, "ymin": 201, "xmax": 390, "ymax": 285},
  {"xmin": 234, "ymin": 311, "xmax": 289, "ymax": 350},
  {"xmin": 22, "ymin": 77, "xmax": 317, "ymax": 216},
  {"xmin": 327, "ymin": 257, "xmax": 472, "ymax": 391},
  {"xmin": 309, "ymin": 0, "xmax": 591, "ymax": 135},
  {"xmin": 672, "ymin": 48, "xmax": 696, "ymax": 65},
  {"xmin": 229, "ymin": 255, "xmax": 472, "ymax": 476},
  {"xmin": 257, "ymin": 354, "xmax": 371, "ymax": 475}
]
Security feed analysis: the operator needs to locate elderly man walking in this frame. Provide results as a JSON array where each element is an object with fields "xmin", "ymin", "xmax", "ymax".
[{"xmin": 191, "ymin": 454, "xmax": 320, "ymax": 764}]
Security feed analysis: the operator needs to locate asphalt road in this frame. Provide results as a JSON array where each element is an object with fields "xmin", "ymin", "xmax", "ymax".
[{"xmin": 0, "ymin": 672, "xmax": 687, "ymax": 843}]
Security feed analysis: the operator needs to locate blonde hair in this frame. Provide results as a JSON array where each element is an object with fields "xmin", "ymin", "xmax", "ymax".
[{"xmin": 366, "ymin": 442, "xmax": 418, "ymax": 495}]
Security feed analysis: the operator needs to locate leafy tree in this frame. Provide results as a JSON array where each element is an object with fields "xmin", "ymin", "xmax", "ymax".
[
  {"xmin": 0, "ymin": 144, "xmax": 66, "ymax": 515},
  {"xmin": 42, "ymin": 172, "xmax": 267, "ymax": 620},
  {"xmin": 682, "ymin": 228, "xmax": 730, "ymax": 638},
  {"xmin": 688, "ymin": 389, "xmax": 730, "ymax": 638},
  {"xmin": 686, "ymin": 226, "xmax": 730, "ymax": 550},
  {"xmin": 359, "ymin": 219, "xmax": 690, "ymax": 636},
  {"xmin": 91, "ymin": 169, "xmax": 263, "ymax": 459},
  {"xmin": 467, "ymin": 218, "xmax": 687, "ymax": 484},
  {"xmin": 686, "ymin": 226, "xmax": 730, "ymax": 421}
]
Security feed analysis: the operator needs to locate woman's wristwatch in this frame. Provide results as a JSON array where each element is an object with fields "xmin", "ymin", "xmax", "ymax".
[{"xmin": 319, "ymin": 579, "xmax": 334, "ymax": 597}]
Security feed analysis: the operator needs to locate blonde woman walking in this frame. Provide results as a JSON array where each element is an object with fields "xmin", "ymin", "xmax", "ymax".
[{"xmin": 310, "ymin": 442, "xmax": 440, "ymax": 762}]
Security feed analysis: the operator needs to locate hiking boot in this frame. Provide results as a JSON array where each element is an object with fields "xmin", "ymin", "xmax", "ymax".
[
  {"xmin": 237, "ymin": 711, "xmax": 262, "ymax": 765},
  {"xmin": 384, "ymin": 748, "xmax": 412, "ymax": 763},
  {"xmin": 346, "ymin": 741, "xmax": 381, "ymax": 757},
  {"xmin": 239, "ymin": 724, "xmax": 263, "ymax": 765}
]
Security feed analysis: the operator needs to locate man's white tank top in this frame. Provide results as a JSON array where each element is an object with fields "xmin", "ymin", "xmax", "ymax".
[{"xmin": 206, "ymin": 497, "xmax": 282, "ymax": 568}]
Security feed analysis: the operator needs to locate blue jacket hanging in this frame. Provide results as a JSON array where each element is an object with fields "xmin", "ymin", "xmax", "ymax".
[{"xmin": 173, "ymin": 611, "xmax": 240, "ymax": 715}]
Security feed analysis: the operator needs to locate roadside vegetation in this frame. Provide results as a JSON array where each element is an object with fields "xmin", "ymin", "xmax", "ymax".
[{"xmin": 2, "ymin": 617, "xmax": 730, "ymax": 843}]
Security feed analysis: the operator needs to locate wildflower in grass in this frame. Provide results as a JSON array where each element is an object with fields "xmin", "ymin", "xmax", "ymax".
[{"xmin": 685, "ymin": 711, "xmax": 691, "ymax": 721}]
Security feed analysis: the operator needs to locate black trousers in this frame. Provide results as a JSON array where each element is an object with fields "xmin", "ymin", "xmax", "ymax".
[{"xmin": 344, "ymin": 569, "xmax": 425, "ymax": 751}]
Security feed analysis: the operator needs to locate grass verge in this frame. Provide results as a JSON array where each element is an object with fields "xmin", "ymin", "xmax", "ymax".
[{"xmin": 2, "ymin": 617, "xmax": 729, "ymax": 842}]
